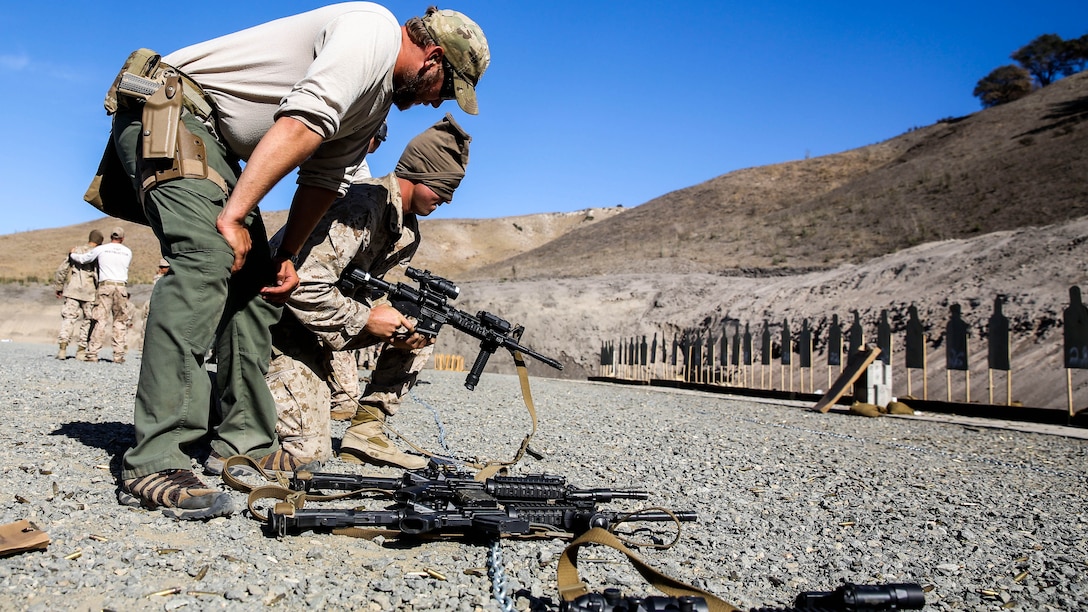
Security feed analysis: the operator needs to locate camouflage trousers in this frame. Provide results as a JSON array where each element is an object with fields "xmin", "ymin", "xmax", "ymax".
[
  {"xmin": 327, "ymin": 350, "xmax": 361, "ymax": 415},
  {"xmin": 58, "ymin": 297, "xmax": 95, "ymax": 348},
  {"xmin": 268, "ymin": 338, "xmax": 433, "ymax": 462},
  {"xmin": 355, "ymin": 344, "xmax": 434, "ymax": 422},
  {"xmin": 89, "ymin": 283, "xmax": 130, "ymax": 359}
]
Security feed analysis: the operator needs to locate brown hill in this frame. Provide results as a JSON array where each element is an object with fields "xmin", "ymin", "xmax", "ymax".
[
  {"xmin": 471, "ymin": 70, "xmax": 1088, "ymax": 280},
  {"xmin": 402, "ymin": 207, "xmax": 625, "ymax": 279},
  {"xmin": 0, "ymin": 207, "xmax": 623, "ymax": 286}
]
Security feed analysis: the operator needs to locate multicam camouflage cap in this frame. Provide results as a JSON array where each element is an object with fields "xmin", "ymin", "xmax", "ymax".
[{"xmin": 422, "ymin": 7, "xmax": 490, "ymax": 115}]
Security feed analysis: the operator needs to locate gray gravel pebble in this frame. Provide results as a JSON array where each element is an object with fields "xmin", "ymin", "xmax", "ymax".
[{"xmin": 0, "ymin": 342, "xmax": 1086, "ymax": 611}]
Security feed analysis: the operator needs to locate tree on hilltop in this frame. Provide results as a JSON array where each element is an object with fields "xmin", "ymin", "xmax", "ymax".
[
  {"xmin": 1012, "ymin": 33, "xmax": 1075, "ymax": 86},
  {"xmin": 1064, "ymin": 34, "xmax": 1088, "ymax": 75},
  {"xmin": 973, "ymin": 65, "xmax": 1034, "ymax": 108}
]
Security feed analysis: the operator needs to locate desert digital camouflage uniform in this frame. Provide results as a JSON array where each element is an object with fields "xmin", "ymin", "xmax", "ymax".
[
  {"xmin": 267, "ymin": 173, "xmax": 431, "ymax": 461},
  {"xmin": 328, "ymin": 350, "xmax": 362, "ymax": 420},
  {"xmin": 89, "ymin": 282, "xmax": 132, "ymax": 361},
  {"xmin": 142, "ymin": 259, "xmax": 170, "ymax": 319},
  {"xmin": 53, "ymin": 242, "xmax": 100, "ymax": 356}
]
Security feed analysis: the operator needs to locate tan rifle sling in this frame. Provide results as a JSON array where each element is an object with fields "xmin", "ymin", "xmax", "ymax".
[{"xmin": 557, "ymin": 526, "xmax": 739, "ymax": 611}]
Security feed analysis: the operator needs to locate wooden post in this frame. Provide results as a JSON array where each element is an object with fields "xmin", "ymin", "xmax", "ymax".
[
  {"xmin": 1068, "ymin": 369, "xmax": 1074, "ymax": 418},
  {"xmin": 1007, "ymin": 370, "xmax": 1012, "ymax": 406},
  {"xmin": 988, "ymin": 369, "xmax": 994, "ymax": 405},
  {"xmin": 923, "ymin": 348, "xmax": 928, "ymax": 400}
]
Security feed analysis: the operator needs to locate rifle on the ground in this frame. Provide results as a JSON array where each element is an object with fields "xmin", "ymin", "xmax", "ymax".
[
  {"xmin": 339, "ymin": 266, "xmax": 562, "ymax": 390},
  {"xmin": 268, "ymin": 464, "xmax": 695, "ymax": 538},
  {"xmin": 290, "ymin": 462, "xmax": 649, "ymax": 506},
  {"xmin": 562, "ymin": 583, "xmax": 926, "ymax": 612}
]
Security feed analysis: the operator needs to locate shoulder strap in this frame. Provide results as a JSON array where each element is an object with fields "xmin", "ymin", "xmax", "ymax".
[{"xmin": 557, "ymin": 527, "xmax": 739, "ymax": 612}]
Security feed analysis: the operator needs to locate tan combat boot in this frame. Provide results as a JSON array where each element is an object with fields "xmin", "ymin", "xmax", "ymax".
[
  {"xmin": 56, "ymin": 343, "xmax": 67, "ymax": 360},
  {"xmin": 75, "ymin": 346, "xmax": 86, "ymax": 360},
  {"xmin": 340, "ymin": 418, "xmax": 427, "ymax": 470},
  {"xmin": 330, "ymin": 402, "xmax": 356, "ymax": 422}
]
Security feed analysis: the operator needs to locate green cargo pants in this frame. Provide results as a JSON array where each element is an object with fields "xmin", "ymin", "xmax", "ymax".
[{"xmin": 112, "ymin": 107, "xmax": 283, "ymax": 479}]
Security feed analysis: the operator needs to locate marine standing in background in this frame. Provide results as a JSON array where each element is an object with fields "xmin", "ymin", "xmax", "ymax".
[
  {"xmin": 264, "ymin": 114, "xmax": 470, "ymax": 469},
  {"xmin": 91, "ymin": 4, "xmax": 489, "ymax": 519},
  {"xmin": 151, "ymin": 258, "xmax": 170, "ymax": 285},
  {"xmin": 69, "ymin": 227, "xmax": 132, "ymax": 364},
  {"xmin": 53, "ymin": 230, "xmax": 103, "ymax": 360}
]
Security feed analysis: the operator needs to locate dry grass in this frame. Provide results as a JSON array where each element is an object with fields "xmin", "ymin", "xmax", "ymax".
[{"xmin": 0, "ymin": 207, "xmax": 623, "ymax": 286}]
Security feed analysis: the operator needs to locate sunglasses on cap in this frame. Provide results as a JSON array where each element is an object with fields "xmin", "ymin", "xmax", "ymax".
[{"xmin": 439, "ymin": 59, "xmax": 457, "ymax": 101}]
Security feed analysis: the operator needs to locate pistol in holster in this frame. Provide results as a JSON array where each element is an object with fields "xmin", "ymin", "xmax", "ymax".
[{"xmin": 84, "ymin": 49, "xmax": 228, "ymax": 225}]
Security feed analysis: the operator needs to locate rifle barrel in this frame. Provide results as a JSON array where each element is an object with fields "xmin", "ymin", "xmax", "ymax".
[{"xmin": 291, "ymin": 471, "xmax": 403, "ymax": 493}]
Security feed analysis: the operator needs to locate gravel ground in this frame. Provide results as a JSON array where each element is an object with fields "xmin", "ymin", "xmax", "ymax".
[{"xmin": 0, "ymin": 341, "xmax": 1086, "ymax": 611}]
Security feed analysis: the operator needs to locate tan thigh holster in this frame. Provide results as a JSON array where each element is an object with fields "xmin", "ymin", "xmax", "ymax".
[
  {"xmin": 85, "ymin": 49, "xmax": 228, "ymax": 218},
  {"xmin": 135, "ymin": 76, "xmax": 229, "ymax": 202}
]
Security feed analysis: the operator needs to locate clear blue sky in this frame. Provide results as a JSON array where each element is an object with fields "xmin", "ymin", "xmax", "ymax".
[{"xmin": 1, "ymin": 1, "xmax": 1085, "ymax": 235}]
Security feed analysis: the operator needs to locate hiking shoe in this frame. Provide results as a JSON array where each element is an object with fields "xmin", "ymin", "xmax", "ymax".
[
  {"xmin": 330, "ymin": 405, "xmax": 356, "ymax": 421},
  {"xmin": 255, "ymin": 449, "xmax": 321, "ymax": 474},
  {"xmin": 118, "ymin": 469, "xmax": 235, "ymax": 520},
  {"xmin": 205, "ymin": 450, "xmax": 320, "ymax": 477},
  {"xmin": 340, "ymin": 421, "xmax": 428, "ymax": 470},
  {"xmin": 203, "ymin": 452, "xmax": 227, "ymax": 477}
]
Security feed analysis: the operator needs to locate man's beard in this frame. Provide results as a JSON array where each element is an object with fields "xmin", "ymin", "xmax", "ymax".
[{"xmin": 392, "ymin": 67, "xmax": 441, "ymax": 111}]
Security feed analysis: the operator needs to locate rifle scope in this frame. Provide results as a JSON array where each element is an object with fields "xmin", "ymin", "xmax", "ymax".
[{"xmin": 406, "ymin": 267, "xmax": 459, "ymax": 300}]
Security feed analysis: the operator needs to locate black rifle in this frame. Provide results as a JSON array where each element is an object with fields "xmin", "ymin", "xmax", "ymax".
[
  {"xmin": 562, "ymin": 583, "xmax": 925, "ymax": 612},
  {"xmin": 290, "ymin": 464, "xmax": 651, "ymax": 507},
  {"xmin": 339, "ymin": 266, "xmax": 562, "ymax": 390},
  {"xmin": 270, "ymin": 465, "xmax": 696, "ymax": 538},
  {"xmin": 268, "ymin": 504, "xmax": 531, "ymax": 538},
  {"xmin": 268, "ymin": 502, "xmax": 692, "ymax": 539}
]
